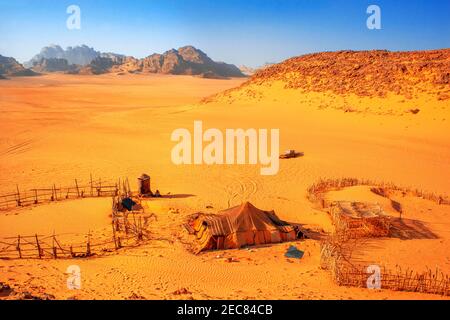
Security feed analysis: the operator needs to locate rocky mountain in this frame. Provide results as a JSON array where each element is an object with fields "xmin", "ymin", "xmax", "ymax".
[
  {"xmin": 0, "ymin": 55, "xmax": 38, "ymax": 78},
  {"xmin": 31, "ymin": 58, "xmax": 77, "ymax": 73},
  {"xmin": 100, "ymin": 52, "xmax": 127, "ymax": 64},
  {"xmin": 75, "ymin": 56, "xmax": 124, "ymax": 75},
  {"xmin": 25, "ymin": 45, "xmax": 100, "ymax": 67},
  {"xmin": 239, "ymin": 65, "xmax": 256, "ymax": 76},
  {"xmin": 24, "ymin": 44, "xmax": 245, "ymax": 78},
  {"xmin": 206, "ymin": 49, "xmax": 450, "ymax": 102},
  {"xmin": 108, "ymin": 46, "xmax": 245, "ymax": 77},
  {"xmin": 239, "ymin": 63, "xmax": 275, "ymax": 76}
]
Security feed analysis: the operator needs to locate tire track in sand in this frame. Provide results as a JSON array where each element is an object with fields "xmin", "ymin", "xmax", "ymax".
[{"xmin": 226, "ymin": 173, "xmax": 259, "ymax": 208}]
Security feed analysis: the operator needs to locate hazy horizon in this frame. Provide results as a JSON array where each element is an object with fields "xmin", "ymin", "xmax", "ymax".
[{"xmin": 1, "ymin": 0, "xmax": 450, "ymax": 67}]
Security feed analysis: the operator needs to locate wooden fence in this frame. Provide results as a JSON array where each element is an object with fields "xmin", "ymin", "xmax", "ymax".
[
  {"xmin": 0, "ymin": 175, "xmax": 151, "ymax": 260},
  {"xmin": 0, "ymin": 175, "xmax": 132, "ymax": 211},
  {"xmin": 320, "ymin": 238, "xmax": 450, "ymax": 296},
  {"xmin": 0, "ymin": 229, "xmax": 145, "ymax": 260},
  {"xmin": 0, "ymin": 207, "xmax": 148, "ymax": 260},
  {"xmin": 307, "ymin": 177, "xmax": 450, "ymax": 209}
]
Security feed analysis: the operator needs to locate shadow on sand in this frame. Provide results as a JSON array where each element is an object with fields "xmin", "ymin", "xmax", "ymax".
[{"xmin": 389, "ymin": 218, "xmax": 439, "ymax": 240}]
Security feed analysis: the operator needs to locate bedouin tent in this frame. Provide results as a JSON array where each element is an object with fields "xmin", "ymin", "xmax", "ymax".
[{"xmin": 192, "ymin": 202, "xmax": 298, "ymax": 251}]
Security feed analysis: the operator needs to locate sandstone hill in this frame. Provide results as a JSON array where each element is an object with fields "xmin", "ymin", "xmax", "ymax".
[
  {"xmin": 108, "ymin": 46, "xmax": 245, "ymax": 78},
  {"xmin": 206, "ymin": 49, "xmax": 450, "ymax": 103}
]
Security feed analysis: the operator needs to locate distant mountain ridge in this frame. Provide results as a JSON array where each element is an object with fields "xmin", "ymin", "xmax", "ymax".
[
  {"xmin": 31, "ymin": 58, "xmax": 76, "ymax": 73},
  {"xmin": 239, "ymin": 63, "xmax": 276, "ymax": 76},
  {"xmin": 0, "ymin": 55, "xmax": 38, "ymax": 78},
  {"xmin": 25, "ymin": 45, "xmax": 100, "ymax": 67},
  {"xmin": 106, "ymin": 46, "xmax": 244, "ymax": 77},
  {"xmin": 25, "ymin": 44, "xmax": 245, "ymax": 78}
]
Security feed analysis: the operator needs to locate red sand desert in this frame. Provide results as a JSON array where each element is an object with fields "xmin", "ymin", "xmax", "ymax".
[{"xmin": 0, "ymin": 49, "xmax": 449, "ymax": 300}]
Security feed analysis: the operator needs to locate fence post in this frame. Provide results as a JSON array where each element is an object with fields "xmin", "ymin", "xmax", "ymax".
[
  {"xmin": 17, "ymin": 235, "xmax": 22, "ymax": 259},
  {"xmin": 112, "ymin": 222, "xmax": 118, "ymax": 250},
  {"xmin": 35, "ymin": 234, "xmax": 42, "ymax": 259},
  {"xmin": 16, "ymin": 185, "xmax": 21, "ymax": 207},
  {"xmin": 34, "ymin": 189, "xmax": 38, "ymax": 204},
  {"xmin": 127, "ymin": 178, "xmax": 131, "ymax": 196},
  {"xmin": 52, "ymin": 234, "xmax": 57, "ymax": 259},
  {"xmin": 90, "ymin": 173, "xmax": 93, "ymax": 197},
  {"xmin": 138, "ymin": 216, "xmax": 143, "ymax": 240},
  {"xmin": 124, "ymin": 214, "xmax": 129, "ymax": 235},
  {"xmin": 75, "ymin": 179, "xmax": 80, "ymax": 198},
  {"xmin": 86, "ymin": 232, "xmax": 91, "ymax": 256}
]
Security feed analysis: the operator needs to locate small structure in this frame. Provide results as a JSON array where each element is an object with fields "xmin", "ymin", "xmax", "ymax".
[
  {"xmin": 138, "ymin": 174, "xmax": 152, "ymax": 196},
  {"xmin": 279, "ymin": 150, "xmax": 304, "ymax": 159},
  {"xmin": 190, "ymin": 202, "xmax": 300, "ymax": 252},
  {"xmin": 330, "ymin": 201, "xmax": 390, "ymax": 239}
]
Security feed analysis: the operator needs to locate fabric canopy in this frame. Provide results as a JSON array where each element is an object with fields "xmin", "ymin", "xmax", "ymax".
[{"xmin": 192, "ymin": 202, "xmax": 297, "ymax": 252}]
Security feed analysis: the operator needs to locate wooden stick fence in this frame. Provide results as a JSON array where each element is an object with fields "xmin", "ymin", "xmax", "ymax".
[
  {"xmin": 307, "ymin": 177, "xmax": 450, "ymax": 209},
  {"xmin": 320, "ymin": 237, "xmax": 450, "ymax": 296},
  {"xmin": 0, "ymin": 232, "xmax": 145, "ymax": 260},
  {"xmin": 0, "ymin": 175, "xmax": 121, "ymax": 211},
  {"xmin": 0, "ymin": 176, "xmax": 150, "ymax": 260}
]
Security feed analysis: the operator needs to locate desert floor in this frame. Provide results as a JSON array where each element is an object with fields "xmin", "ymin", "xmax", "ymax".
[{"xmin": 0, "ymin": 74, "xmax": 449, "ymax": 300}]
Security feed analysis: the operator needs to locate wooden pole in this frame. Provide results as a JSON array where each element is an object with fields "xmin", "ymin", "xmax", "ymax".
[
  {"xmin": 75, "ymin": 179, "xmax": 80, "ymax": 198},
  {"xmin": 86, "ymin": 232, "xmax": 91, "ymax": 256},
  {"xmin": 112, "ymin": 221, "xmax": 118, "ymax": 250},
  {"xmin": 115, "ymin": 217, "xmax": 120, "ymax": 232},
  {"xmin": 17, "ymin": 235, "xmax": 22, "ymax": 259},
  {"xmin": 35, "ymin": 234, "xmax": 42, "ymax": 259},
  {"xmin": 90, "ymin": 173, "xmax": 93, "ymax": 197},
  {"xmin": 16, "ymin": 185, "xmax": 21, "ymax": 207},
  {"xmin": 124, "ymin": 214, "xmax": 129, "ymax": 235},
  {"xmin": 138, "ymin": 216, "xmax": 143, "ymax": 240},
  {"xmin": 52, "ymin": 233, "xmax": 57, "ymax": 259},
  {"xmin": 127, "ymin": 178, "xmax": 131, "ymax": 196}
]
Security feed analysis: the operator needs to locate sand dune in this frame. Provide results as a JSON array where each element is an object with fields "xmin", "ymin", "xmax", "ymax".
[{"xmin": 0, "ymin": 70, "xmax": 449, "ymax": 300}]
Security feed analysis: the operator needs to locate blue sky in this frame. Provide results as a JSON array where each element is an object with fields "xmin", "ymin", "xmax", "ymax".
[{"xmin": 0, "ymin": 0, "xmax": 449, "ymax": 66}]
